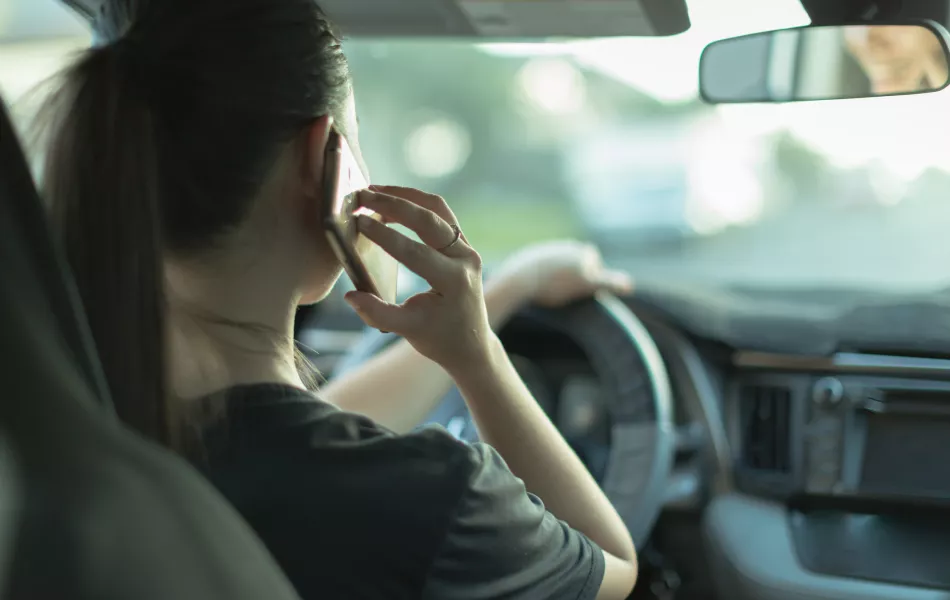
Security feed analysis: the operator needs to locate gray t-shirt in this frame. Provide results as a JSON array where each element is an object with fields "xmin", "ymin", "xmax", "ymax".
[{"xmin": 199, "ymin": 384, "xmax": 605, "ymax": 599}]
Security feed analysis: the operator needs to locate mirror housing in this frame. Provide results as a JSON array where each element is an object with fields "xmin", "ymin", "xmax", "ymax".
[{"xmin": 700, "ymin": 20, "xmax": 950, "ymax": 104}]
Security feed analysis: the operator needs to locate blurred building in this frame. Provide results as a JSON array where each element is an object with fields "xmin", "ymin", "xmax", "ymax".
[{"xmin": 564, "ymin": 112, "xmax": 772, "ymax": 248}]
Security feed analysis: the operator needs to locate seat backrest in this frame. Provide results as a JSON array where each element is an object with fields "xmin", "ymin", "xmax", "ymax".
[
  {"xmin": 0, "ymin": 436, "xmax": 19, "ymax": 592},
  {"xmin": 0, "ymin": 91, "xmax": 300, "ymax": 599}
]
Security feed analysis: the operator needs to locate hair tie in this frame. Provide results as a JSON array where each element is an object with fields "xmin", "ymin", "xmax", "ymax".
[
  {"xmin": 93, "ymin": 32, "xmax": 158, "ymax": 104},
  {"xmin": 91, "ymin": 3, "xmax": 155, "ymax": 88}
]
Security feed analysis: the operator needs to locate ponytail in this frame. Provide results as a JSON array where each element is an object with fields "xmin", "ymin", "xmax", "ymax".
[
  {"xmin": 40, "ymin": 43, "xmax": 174, "ymax": 445},
  {"xmin": 34, "ymin": 0, "xmax": 353, "ymax": 449}
]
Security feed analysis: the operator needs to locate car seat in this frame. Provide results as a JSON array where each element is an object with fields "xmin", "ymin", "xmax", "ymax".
[{"xmin": 0, "ymin": 89, "xmax": 300, "ymax": 599}]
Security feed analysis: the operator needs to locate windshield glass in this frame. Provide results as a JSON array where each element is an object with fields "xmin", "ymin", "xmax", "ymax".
[{"xmin": 4, "ymin": 0, "xmax": 950, "ymax": 293}]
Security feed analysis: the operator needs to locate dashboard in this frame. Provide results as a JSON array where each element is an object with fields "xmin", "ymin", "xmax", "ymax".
[
  {"xmin": 714, "ymin": 351, "xmax": 950, "ymax": 599},
  {"xmin": 303, "ymin": 282, "xmax": 950, "ymax": 600}
]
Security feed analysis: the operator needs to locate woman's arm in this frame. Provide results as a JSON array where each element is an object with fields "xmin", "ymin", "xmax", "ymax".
[
  {"xmin": 319, "ymin": 273, "xmax": 531, "ymax": 433},
  {"xmin": 450, "ymin": 332, "xmax": 638, "ymax": 596},
  {"xmin": 321, "ymin": 240, "xmax": 631, "ymax": 433},
  {"xmin": 346, "ymin": 188, "xmax": 637, "ymax": 599}
]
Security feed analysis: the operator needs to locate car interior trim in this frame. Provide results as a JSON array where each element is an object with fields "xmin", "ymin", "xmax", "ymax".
[
  {"xmin": 734, "ymin": 351, "xmax": 950, "ymax": 378},
  {"xmin": 790, "ymin": 508, "xmax": 950, "ymax": 591},
  {"xmin": 0, "ymin": 436, "xmax": 19, "ymax": 589},
  {"xmin": 704, "ymin": 493, "xmax": 949, "ymax": 600}
]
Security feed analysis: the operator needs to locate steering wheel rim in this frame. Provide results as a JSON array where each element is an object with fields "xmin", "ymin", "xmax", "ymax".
[{"xmin": 331, "ymin": 292, "xmax": 675, "ymax": 547}]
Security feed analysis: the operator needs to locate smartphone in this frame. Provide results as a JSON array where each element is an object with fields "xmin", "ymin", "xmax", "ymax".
[{"xmin": 322, "ymin": 130, "xmax": 399, "ymax": 305}]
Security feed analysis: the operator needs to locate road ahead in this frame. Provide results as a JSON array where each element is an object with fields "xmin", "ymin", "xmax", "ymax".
[{"xmin": 610, "ymin": 196, "xmax": 950, "ymax": 292}]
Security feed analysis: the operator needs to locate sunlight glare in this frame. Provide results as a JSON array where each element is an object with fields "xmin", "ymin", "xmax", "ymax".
[
  {"xmin": 404, "ymin": 115, "xmax": 473, "ymax": 179},
  {"xmin": 517, "ymin": 58, "xmax": 588, "ymax": 114}
]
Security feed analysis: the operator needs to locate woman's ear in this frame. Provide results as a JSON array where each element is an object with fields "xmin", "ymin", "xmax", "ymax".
[
  {"xmin": 302, "ymin": 115, "xmax": 333, "ymax": 193},
  {"xmin": 294, "ymin": 116, "xmax": 334, "ymax": 231}
]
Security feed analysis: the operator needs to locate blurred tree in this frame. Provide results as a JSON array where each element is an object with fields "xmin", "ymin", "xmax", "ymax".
[
  {"xmin": 345, "ymin": 41, "xmax": 693, "ymax": 200},
  {"xmin": 771, "ymin": 131, "xmax": 834, "ymax": 205},
  {"xmin": 908, "ymin": 167, "xmax": 950, "ymax": 207},
  {"xmin": 343, "ymin": 40, "xmax": 711, "ymax": 257}
]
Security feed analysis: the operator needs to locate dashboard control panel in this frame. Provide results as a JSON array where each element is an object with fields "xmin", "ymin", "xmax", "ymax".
[
  {"xmin": 803, "ymin": 377, "xmax": 846, "ymax": 495},
  {"xmin": 733, "ymin": 365, "xmax": 950, "ymax": 504}
]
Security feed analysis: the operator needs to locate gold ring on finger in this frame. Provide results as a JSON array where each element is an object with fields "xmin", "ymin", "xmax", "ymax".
[{"xmin": 438, "ymin": 224, "xmax": 462, "ymax": 253}]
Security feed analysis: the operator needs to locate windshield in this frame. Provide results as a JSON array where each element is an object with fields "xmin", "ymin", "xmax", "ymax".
[{"xmin": 4, "ymin": 0, "xmax": 950, "ymax": 293}]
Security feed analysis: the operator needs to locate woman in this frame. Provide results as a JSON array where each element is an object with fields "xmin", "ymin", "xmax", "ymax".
[
  {"xmin": 39, "ymin": 0, "xmax": 638, "ymax": 598},
  {"xmin": 843, "ymin": 24, "xmax": 950, "ymax": 95}
]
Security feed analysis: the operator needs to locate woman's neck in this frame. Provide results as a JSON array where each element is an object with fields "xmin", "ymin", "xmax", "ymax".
[
  {"xmin": 168, "ymin": 307, "xmax": 304, "ymax": 400},
  {"xmin": 165, "ymin": 256, "xmax": 306, "ymax": 400}
]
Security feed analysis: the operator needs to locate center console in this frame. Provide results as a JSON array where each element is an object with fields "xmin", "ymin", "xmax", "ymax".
[
  {"xmin": 731, "ymin": 370, "xmax": 950, "ymax": 506},
  {"xmin": 719, "ymin": 361, "xmax": 950, "ymax": 597},
  {"xmin": 804, "ymin": 377, "xmax": 950, "ymax": 503}
]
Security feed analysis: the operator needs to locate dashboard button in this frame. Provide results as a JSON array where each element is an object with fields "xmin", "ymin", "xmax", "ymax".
[{"xmin": 813, "ymin": 377, "xmax": 844, "ymax": 407}]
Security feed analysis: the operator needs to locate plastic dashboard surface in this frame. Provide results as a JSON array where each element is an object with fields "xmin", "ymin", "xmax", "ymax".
[
  {"xmin": 704, "ymin": 494, "xmax": 950, "ymax": 600},
  {"xmin": 790, "ymin": 509, "xmax": 950, "ymax": 591},
  {"xmin": 714, "ymin": 353, "xmax": 950, "ymax": 600}
]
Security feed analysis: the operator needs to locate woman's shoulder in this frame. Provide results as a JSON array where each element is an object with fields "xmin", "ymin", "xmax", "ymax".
[
  {"xmin": 195, "ymin": 385, "xmax": 492, "ymax": 599},
  {"xmin": 200, "ymin": 383, "xmax": 477, "ymax": 474}
]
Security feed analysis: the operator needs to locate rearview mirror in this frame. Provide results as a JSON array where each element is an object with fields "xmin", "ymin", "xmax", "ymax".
[{"xmin": 700, "ymin": 22, "xmax": 950, "ymax": 103}]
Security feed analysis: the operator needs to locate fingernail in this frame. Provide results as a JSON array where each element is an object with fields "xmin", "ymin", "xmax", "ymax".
[{"xmin": 356, "ymin": 214, "xmax": 372, "ymax": 231}]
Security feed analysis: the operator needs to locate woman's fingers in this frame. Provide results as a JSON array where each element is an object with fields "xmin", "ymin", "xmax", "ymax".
[
  {"xmin": 356, "ymin": 215, "xmax": 453, "ymax": 287},
  {"xmin": 344, "ymin": 291, "xmax": 421, "ymax": 334},
  {"xmin": 370, "ymin": 186, "xmax": 459, "ymax": 229},
  {"xmin": 595, "ymin": 270, "xmax": 634, "ymax": 295},
  {"xmin": 355, "ymin": 186, "xmax": 481, "ymax": 305},
  {"xmin": 360, "ymin": 190, "xmax": 460, "ymax": 251}
]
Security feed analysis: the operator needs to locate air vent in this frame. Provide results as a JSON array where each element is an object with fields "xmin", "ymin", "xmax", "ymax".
[{"xmin": 739, "ymin": 384, "xmax": 792, "ymax": 473}]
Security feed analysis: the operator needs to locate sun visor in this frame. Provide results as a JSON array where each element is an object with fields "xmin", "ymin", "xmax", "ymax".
[
  {"xmin": 319, "ymin": 0, "xmax": 690, "ymax": 37},
  {"xmin": 55, "ymin": 0, "xmax": 689, "ymax": 38}
]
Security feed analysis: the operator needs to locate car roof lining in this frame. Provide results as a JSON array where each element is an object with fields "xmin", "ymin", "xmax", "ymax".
[
  {"xmin": 57, "ymin": 0, "xmax": 921, "ymax": 36},
  {"xmin": 62, "ymin": 0, "xmax": 692, "ymax": 37}
]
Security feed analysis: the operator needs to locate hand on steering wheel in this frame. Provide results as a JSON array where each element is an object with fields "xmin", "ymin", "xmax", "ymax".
[
  {"xmin": 344, "ymin": 185, "xmax": 493, "ymax": 375},
  {"xmin": 491, "ymin": 240, "xmax": 633, "ymax": 309}
]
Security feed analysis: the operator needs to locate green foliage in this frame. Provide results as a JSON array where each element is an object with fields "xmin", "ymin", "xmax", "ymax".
[
  {"xmin": 345, "ymin": 41, "xmax": 706, "ymax": 255},
  {"xmin": 771, "ymin": 131, "xmax": 832, "ymax": 202}
]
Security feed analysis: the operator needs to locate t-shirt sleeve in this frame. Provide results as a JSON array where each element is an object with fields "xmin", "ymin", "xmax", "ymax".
[{"xmin": 421, "ymin": 442, "xmax": 606, "ymax": 600}]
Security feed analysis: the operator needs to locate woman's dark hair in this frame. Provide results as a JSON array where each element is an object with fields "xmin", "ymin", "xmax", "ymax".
[{"xmin": 38, "ymin": 0, "xmax": 350, "ymax": 446}]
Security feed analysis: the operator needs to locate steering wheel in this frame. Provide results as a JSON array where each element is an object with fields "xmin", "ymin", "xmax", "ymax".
[{"xmin": 333, "ymin": 292, "xmax": 674, "ymax": 546}]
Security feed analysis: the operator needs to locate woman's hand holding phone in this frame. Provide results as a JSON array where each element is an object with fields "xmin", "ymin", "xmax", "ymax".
[
  {"xmin": 346, "ymin": 190, "xmax": 640, "ymax": 584},
  {"xmin": 343, "ymin": 185, "xmax": 497, "ymax": 376}
]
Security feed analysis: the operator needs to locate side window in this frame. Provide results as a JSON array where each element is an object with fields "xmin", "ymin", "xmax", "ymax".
[
  {"xmin": 0, "ymin": 38, "xmax": 87, "ymax": 178},
  {"xmin": 0, "ymin": 0, "xmax": 90, "ymax": 175}
]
